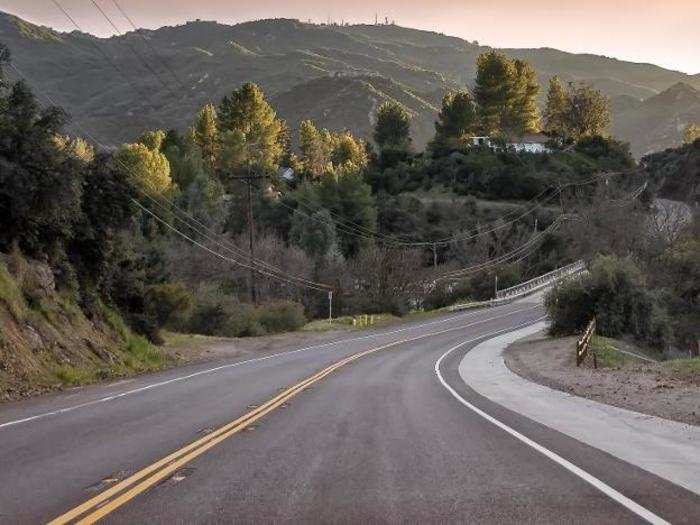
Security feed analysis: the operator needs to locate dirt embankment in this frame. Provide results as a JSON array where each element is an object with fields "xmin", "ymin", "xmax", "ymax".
[
  {"xmin": 504, "ymin": 333, "xmax": 700, "ymax": 426},
  {"xmin": 0, "ymin": 253, "xmax": 166, "ymax": 401}
]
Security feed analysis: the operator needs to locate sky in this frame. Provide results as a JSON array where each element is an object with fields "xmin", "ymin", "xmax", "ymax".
[{"xmin": 1, "ymin": 0, "xmax": 698, "ymax": 74}]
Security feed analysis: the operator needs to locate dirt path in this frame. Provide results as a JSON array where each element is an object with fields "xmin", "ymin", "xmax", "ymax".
[{"xmin": 504, "ymin": 332, "xmax": 699, "ymax": 426}]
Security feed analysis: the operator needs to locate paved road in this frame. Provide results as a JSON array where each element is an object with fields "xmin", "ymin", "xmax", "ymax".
[{"xmin": 0, "ymin": 298, "xmax": 698, "ymax": 523}]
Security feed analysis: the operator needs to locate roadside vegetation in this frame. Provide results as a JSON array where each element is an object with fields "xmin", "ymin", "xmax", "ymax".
[{"xmin": 1, "ymin": 36, "xmax": 695, "ymax": 397}]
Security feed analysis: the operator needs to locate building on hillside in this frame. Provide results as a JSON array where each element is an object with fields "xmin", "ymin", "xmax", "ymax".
[
  {"xmin": 469, "ymin": 133, "xmax": 551, "ymax": 154},
  {"xmin": 508, "ymin": 133, "xmax": 551, "ymax": 154}
]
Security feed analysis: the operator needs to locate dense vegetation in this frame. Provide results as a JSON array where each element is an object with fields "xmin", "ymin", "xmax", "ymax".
[{"xmin": 1, "ymin": 38, "xmax": 696, "ymax": 356}]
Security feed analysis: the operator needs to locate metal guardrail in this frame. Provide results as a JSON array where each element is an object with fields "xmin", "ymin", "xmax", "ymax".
[
  {"xmin": 495, "ymin": 261, "xmax": 585, "ymax": 299},
  {"xmin": 448, "ymin": 260, "xmax": 585, "ymax": 312},
  {"xmin": 576, "ymin": 317, "xmax": 597, "ymax": 367}
]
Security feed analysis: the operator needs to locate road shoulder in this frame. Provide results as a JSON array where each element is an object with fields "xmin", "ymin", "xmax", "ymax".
[
  {"xmin": 458, "ymin": 322, "xmax": 700, "ymax": 496},
  {"xmin": 504, "ymin": 333, "xmax": 699, "ymax": 426}
]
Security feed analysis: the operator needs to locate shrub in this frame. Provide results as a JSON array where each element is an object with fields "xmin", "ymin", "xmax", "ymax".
[
  {"xmin": 146, "ymin": 282, "xmax": 193, "ymax": 327},
  {"xmin": 187, "ymin": 292, "xmax": 262, "ymax": 338},
  {"xmin": 256, "ymin": 300, "xmax": 306, "ymax": 333},
  {"xmin": 545, "ymin": 255, "xmax": 671, "ymax": 348}
]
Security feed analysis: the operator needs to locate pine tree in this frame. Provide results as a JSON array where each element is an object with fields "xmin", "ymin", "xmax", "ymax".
[
  {"xmin": 373, "ymin": 101, "xmax": 412, "ymax": 150},
  {"xmin": 508, "ymin": 59, "xmax": 540, "ymax": 136},
  {"xmin": 192, "ymin": 103, "xmax": 219, "ymax": 169},
  {"xmin": 299, "ymin": 119, "xmax": 328, "ymax": 179},
  {"xmin": 474, "ymin": 50, "xmax": 516, "ymax": 135},
  {"xmin": 543, "ymin": 76, "xmax": 570, "ymax": 140},
  {"xmin": 432, "ymin": 90, "xmax": 479, "ymax": 153},
  {"xmin": 218, "ymin": 83, "xmax": 285, "ymax": 175}
]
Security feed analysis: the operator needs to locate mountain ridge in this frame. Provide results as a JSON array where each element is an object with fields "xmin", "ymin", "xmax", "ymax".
[{"xmin": 1, "ymin": 11, "xmax": 698, "ymax": 155}]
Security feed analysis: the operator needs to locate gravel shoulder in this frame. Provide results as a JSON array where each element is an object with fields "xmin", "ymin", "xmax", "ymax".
[{"xmin": 504, "ymin": 332, "xmax": 700, "ymax": 426}]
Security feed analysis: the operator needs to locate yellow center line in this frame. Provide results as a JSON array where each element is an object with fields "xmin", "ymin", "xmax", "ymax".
[{"xmin": 50, "ymin": 305, "xmax": 539, "ymax": 524}]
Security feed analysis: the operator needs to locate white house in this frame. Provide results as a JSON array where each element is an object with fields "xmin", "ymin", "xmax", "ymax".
[
  {"xmin": 508, "ymin": 133, "xmax": 551, "ymax": 154},
  {"xmin": 469, "ymin": 133, "xmax": 551, "ymax": 154}
]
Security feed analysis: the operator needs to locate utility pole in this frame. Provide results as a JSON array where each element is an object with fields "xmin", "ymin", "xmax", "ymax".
[
  {"xmin": 328, "ymin": 290, "xmax": 333, "ymax": 324},
  {"xmin": 432, "ymin": 243, "xmax": 438, "ymax": 270},
  {"xmin": 230, "ymin": 168, "xmax": 268, "ymax": 304},
  {"xmin": 494, "ymin": 274, "xmax": 498, "ymax": 298}
]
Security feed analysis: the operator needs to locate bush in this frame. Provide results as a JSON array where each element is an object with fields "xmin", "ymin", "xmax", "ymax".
[
  {"xmin": 146, "ymin": 282, "xmax": 193, "ymax": 327},
  {"xmin": 185, "ymin": 289, "xmax": 306, "ymax": 338},
  {"xmin": 545, "ymin": 255, "xmax": 671, "ymax": 348},
  {"xmin": 187, "ymin": 292, "xmax": 262, "ymax": 338},
  {"xmin": 256, "ymin": 300, "xmax": 306, "ymax": 333}
]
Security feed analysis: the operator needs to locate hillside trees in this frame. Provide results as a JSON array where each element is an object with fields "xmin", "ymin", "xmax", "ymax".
[
  {"xmin": 374, "ymin": 101, "xmax": 412, "ymax": 151},
  {"xmin": 684, "ymin": 123, "xmax": 700, "ymax": 144},
  {"xmin": 566, "ymin": 82, "xmax": 611, "ymax": 139},
  {"xmin": 474, "ymin": 51, "xmax": 540, "ymax": 137},
  {"xmin": 113, "ymin": 140, "xmax": 172, "ymax": 195},
  {"xmin": 298, "ymin": 120, "xmax": 368, "ymax": 180},
  {"xmin": 543, "ymin": 75, "xmax": 570, "ymax": 139},
  {"xmin": 217, "ymin": 82, "xmax": 286, "ymax": 182},
  {"xmin": 432, "ymin": 90, "xmax": 479, "ymax": 154},
  {"xmin": 192, "ymin": 103, "xmax": 219, "ymax": 169}
]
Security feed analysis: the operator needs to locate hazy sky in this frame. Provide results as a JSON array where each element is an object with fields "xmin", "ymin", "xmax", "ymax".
[{"xmin": 2, "ymin": 0, "xmax": 698, "ymax": 74}]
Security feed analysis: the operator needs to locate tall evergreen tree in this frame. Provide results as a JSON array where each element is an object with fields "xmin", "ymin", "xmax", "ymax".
[
  {"xmin": 543, "ymin": 76, "xmax": 570, "ymax": 140},
  {"xmin": 508, "ymin": 59, "xmax": 540, "ymax": 135},
  {"xmin": 474, "ymin": 50, "xmax": 516, "ymax": 135},
  {"xmin": 432, "ymin": 90, "xmax": 479, "ymax": 153},
  {"xmin": 217, "ymin": 83, "xmax": 285, "ymax": 177},
  {"xmin": 373, "ymin": 101, "xmax": 412, "ymax": 150},
  {"xmin": 192, "ymin": 103, "xmax": 219, "ymax": 170},
  {"xmin": 299, "ymin": 119, "xmax": 329, "ymax": 180}
]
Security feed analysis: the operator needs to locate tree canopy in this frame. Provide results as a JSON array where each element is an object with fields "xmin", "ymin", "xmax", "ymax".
[{"xmin": 373, "ymin": 101, "xmax": 412, "ymax": 150}]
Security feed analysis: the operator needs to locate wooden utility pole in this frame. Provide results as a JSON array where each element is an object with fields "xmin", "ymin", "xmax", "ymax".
[
  {"xmin": 432, "ymin": 243, "xmax": 438, "ymax": 270},
  {"xmin": 230, "ymin": 169, "xmax": 268, "ymax": 304}
]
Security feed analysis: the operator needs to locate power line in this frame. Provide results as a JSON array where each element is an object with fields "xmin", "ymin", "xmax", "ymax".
[
  {"xmin": 86, "ymin": 0, "xmax": 182, "ymax": 101},
  {"xmin": 7, "ymin": 63, "xmax": 332, "ymax": 293},
  {"xmin": 109, "ymin": 0, "xmax": 191, "ymax": 93}
]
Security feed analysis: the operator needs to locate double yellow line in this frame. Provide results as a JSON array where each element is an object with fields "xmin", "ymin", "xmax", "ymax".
[{"xmin": 50, "ymin": 306, "xmax": 538, "ymax": 524}]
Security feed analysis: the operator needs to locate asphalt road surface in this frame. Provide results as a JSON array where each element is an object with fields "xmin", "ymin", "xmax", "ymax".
[{"xmin": 1, "ymin": 297, "xmax": 698, "ymax": 524}]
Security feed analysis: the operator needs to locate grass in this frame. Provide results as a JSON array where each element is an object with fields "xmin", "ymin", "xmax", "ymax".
[
  {"xmin": 123, "ymin": 334, "xmax": 169, "ymax": 371},
  {"xmin": 660, "ymin": 356, "xmax": 700, "ymax": 385},
  {"xmin": 303, "ymin": 313, "xmax": 399, "ymax": 332},
  {"xmin": 54, "ymin": 365, "xmax": 97, "ymax": 386},
  {"xmin": 590, "ymin": 335, "xmax": 642, "ymax": 368},
  {"xmin": 0, "ymin": 260, "xmax": 27, "ymax": 320}
]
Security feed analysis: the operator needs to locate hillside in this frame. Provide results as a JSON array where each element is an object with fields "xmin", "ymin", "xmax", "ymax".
[
  {"xmin": 614, "ymin": 83, "xmax": 700, "ymax": 157},
  {"xmin": 0, "ymin": 252, "xmax": 167, "ymax": 400},
  {"xmin": 1, "ymin": 12, "xmax": 698, "ymax": 153}
]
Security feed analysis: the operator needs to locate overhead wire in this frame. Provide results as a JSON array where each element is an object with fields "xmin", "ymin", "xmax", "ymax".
[{"xmin": 8, "ymin": 59, "xmax": 332, "ymax": 292}]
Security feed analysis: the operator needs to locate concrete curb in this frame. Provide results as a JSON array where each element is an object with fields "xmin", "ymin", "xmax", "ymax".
[{"xmin": 458, "ymin": 322, "xmax": 700, "ymax": 496}]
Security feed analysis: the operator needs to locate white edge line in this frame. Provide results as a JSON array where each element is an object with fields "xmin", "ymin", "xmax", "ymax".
[
  {"xmin": 434, "ymin": 319, "xmax": 670, "ymax": 525},
  {"xmin": 0, "ymin": 303, "xmax": 537, "ymax": 430}
]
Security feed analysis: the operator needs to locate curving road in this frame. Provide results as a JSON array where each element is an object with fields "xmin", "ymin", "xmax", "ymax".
[{"xmin": 0, "ymin": 296, "xmax": 698, "ymax": 523}]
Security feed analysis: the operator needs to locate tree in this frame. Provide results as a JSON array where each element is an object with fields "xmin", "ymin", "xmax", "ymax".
[
  {"xmin": 432, "ymin": 90, "xmax": 479, "ymax": 153},
  {"xmin": 373, "ymin": 101, "xmax": 411, "ymax": 150},
  {"xmin": 113, "ymin": 142, "xmax": 172, "ymax": 195},
  {"xmin": 0, "ymin": 78, "xmax": 83, "ymax": 264},
  {"xmin": 192, "ymin": 103, "xmax": 219, "ymax": 169},
  {"xmin": 138, "ymin": 129, "xmax": 166, "ymax": 151},
  {"xmin": 683, "ymin": 123, "xmax": 700, "ymax": 144},
  {"xmin": 566, "ymin": 82, "xmax": 611, "ymax": 139},
  {"xmin": 508, "ymin": 59, "xmax": 540, "ymax": 135},
  {"xmin": 289, "ymin": 208, "xmax": 339, "ymax": 258},
  {"xmin": 217, "ymin": 83, "xmax": 285, "ymax": 177},
  {"xmin": 543, "ymin": 76, "xmax": 570, "ymax": 140},
  {"xmin": 299, "ymin": 119, "xmax": 330, "ymax": 179},
  {"xmin": 474, "ymin": 50, "xmax": 516, "ymax": 135}
]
